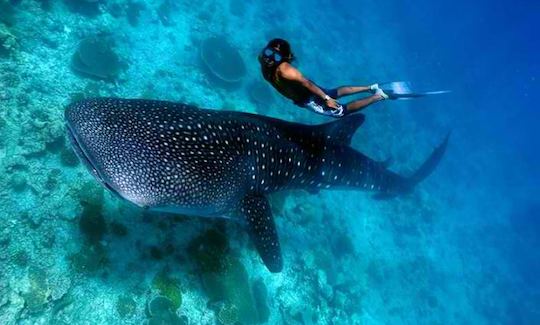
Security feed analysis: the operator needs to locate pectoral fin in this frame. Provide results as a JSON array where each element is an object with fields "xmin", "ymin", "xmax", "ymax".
[{"xmin": 239, "ymin": 195, "xmax": 283, "ymax": 273}]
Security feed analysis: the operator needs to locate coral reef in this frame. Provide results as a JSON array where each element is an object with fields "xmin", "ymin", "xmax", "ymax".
[
  {"xmin": 217, "ymin": 303, "xmax": 238, "ymax": 325},
  {"xmin": 71, "ymin": 35, "xmax": 124, "ymax": 81},
  {"xmin": 247, "ymin": 80, "xmax": 274, "ymax": 113},
  {"xmin": 200, "ymin": 36, "xmax": 246, "ymax": 88},
  {"xmin": 145, "ymin": 296, "xmax": 186, "ymax": 325},
  {"xmin": 63, "ymin": 0, "xmax": 102, "ymax": 17},
  {"xmin": 110, "ymin": 221, "xmax": 128, "ymax": 237},
  {"xmin": 69, "ymin": 243, "xmax": 108, "ymax": 274},
  {"xmin": 152, "ymin": 269, "xmax": 182, "ymax": 310},
  {"xmin": 252, "ymin": 278, "xmax": 270, "ymax": 323},
  {"xmin": 229, "ymin": 0, "xmax": 246, "ymax": 17},
  {"xmin": 247, "ymin": 80, "xmax": 274, "ymax": 104},
  {"xmin": 10, "ymin": 174, "xmax": 27, "ymax": 192},
  {"xmin": 116, "ymin": 295, "xmax": 137, "ymax": 318},
  {"xmin": 0, "ymin": 23, "xmax": 17, "ymax": 57},
  {"xmin": 79, "ymin": 201, "xmax": 107, "ymax": 244},
  {"xmin": 201, "ymin": 256, "xmax": 259, "ymax": 324},
  {"xmin": 22, "ymin": 267, "xmax": 50, "ymax": 315},
  {"xmin": 0, "ymin": 1, "xmax": 16, "ymax": 26},
  {"xmin": 126, "ymin": 0, "xmax": 145, "ymax": 27},
  {"xmin": 74, "ymin": 180, "xmax": 104, "ymax": 207},
  {"xmin": 51, "ymin": 292, "xmax": 74, "ymax": 317},
  {"xmin": 330, "ymin": 231, "xmax": 355, "ymax": 258},
  {"xmin": 59, "ymin": 146, "xmax": 79, "ymax": 167},
  {"xmin": 37, "ymin": 0, "xmax": 52, "ymax": 11},
  {"xmin": 12, "ymin": 250, "xmax": 29, "ymax": 267},
  {"xmin": 157, "ymin": 0, "xmax": 176, "ymax": 26},
  {"xmin": 188, "ymin": 230, "xmax": 261, "ymax": 324},
  {"xmin": 187, "ymin": 229, "xmax": 229, "ymax": 273}
]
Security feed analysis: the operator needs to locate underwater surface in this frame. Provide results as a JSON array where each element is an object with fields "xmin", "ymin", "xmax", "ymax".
[{"xmin": 0, "ymin": 0, "xmax": 538, "ymax": 324}]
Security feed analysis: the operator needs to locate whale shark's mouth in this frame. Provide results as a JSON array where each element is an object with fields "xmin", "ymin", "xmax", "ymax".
[{"xmin": 66, "ymin": 124, "xmax": 121, "ymax": 198}]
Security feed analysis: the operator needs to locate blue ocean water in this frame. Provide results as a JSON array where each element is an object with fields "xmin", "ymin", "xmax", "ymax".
[{"xmin": 0, "ymin": 0, "xmax": 538, "ymax": 324}]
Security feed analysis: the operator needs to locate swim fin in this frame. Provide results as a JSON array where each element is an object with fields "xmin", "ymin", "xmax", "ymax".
[{"xmin": 378, "ymin": 81, "xmax": 451, "ymax": 100}]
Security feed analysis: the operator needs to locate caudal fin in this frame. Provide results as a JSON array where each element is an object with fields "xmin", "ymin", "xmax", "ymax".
[
  {"xmin": 372, "ymin": 132, "xmax": 450, "ymax": 200},
  {"xmin": 408, "ymin": 132, "xmax": 450, "ymax": 186}
]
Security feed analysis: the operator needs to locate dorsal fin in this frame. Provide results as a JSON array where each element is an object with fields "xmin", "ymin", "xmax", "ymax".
[
  {"xmin": 247, "ymin": 113, "xmax": 365, "ymax": 147},
  {"xmin": 312, "ymin": 114, "xmax": 365, "ymax": 146}
]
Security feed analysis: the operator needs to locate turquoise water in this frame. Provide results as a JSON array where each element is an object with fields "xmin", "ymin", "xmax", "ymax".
[{"xmin": 1, "ymin": 0, "xmax": 538, "ymax": 324}]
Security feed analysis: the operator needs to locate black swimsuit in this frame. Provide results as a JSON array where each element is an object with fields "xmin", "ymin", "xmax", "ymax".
[{"xmin": 262, "ymin": 64, "xmax": 346, "ymax": 118}]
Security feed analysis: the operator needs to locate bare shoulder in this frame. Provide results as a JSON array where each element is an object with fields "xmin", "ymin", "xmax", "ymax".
[{"xmin": 277, "ymin": 63, "xmax": 303, "ymax": 80}]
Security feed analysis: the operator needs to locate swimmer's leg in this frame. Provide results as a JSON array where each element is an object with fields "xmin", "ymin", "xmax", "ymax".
[
  {"xmin": 335, "ymin": 84, "xmax": 381, "ymax": 98},
  {"xmin": 344, "ymin": 94, "xmax": 386, "ymax": 113}
]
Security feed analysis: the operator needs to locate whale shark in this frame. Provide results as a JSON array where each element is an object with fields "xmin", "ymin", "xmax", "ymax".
[{"xmin": 65, "ymin": 98, "xmax": 448, "ymax": 272}]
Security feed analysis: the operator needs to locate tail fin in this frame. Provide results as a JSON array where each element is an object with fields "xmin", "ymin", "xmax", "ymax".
[
  {"xmin": 408, "ymin": 132, "xmax": 450, "ymax": 186},
  {"xmin": 372, "ymin": 132, "xmax": 450, "ymax": 200}
]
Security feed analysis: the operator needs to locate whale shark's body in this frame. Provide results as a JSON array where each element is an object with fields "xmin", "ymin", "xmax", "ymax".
[{"xmin": 65, "ymin": 98, "xmax": 448, "ymax": 272}]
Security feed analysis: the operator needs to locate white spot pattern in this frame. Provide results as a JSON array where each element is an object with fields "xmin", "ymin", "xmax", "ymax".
[{"xmin": 66, "ymin": 98, "xmax": 400, "ymax": 216}]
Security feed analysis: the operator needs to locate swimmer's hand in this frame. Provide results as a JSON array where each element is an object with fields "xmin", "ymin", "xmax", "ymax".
[{"xmin": 325, "ymin": 98, "xmax": 340, "ymax": 109}]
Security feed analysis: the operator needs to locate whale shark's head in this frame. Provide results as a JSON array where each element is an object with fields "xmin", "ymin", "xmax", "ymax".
[
  {"xmin": 65, "ymin": 98, "xmax": 134, "ymax": 202},
  {"xmin": 65, "ymin": 98, "xmax": 193, "ymax": 208},
  {"xmin": 65, "ymin": 98, "xmax": 249, "ymax": 215}
]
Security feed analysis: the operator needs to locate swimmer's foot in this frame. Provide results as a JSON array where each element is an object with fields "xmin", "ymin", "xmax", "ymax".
[
  {"xmin": 375, "ymin": 88, "xmax": 390, "ymax": 100},
  {"xmin": 369, "ymin": 83, "xmax": 380, "ymax": 94},
  {"xmin": 370, "ymin": 83, "xmax": 396, "ymax": 100}
]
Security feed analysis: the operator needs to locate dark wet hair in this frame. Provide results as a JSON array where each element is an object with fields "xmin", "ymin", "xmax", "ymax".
[
  {"xmin": 266, "ymin": 38, "xmax": 293, "ymax": 61},
  {"xmin": 259, "ymin": 38, "xmax": 294, "ymax": 81}
]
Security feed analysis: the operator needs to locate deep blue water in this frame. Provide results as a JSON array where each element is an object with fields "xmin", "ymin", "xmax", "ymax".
[
  {"xmin": 381, "ymin": 1, "xmax": 540, "ymax": 323},
  {"xmin": 389, "ymin": 1, "xmax": 540, "ymax": 322},
  {"xmin": 0, "ymin": 0, "xmax": 538, "ymax": 324}
]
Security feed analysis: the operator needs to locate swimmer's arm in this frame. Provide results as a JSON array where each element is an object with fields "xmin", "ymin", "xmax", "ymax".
[{"xmin": 278, "ymin": 63, "xmax": 329, "ymax": 100}]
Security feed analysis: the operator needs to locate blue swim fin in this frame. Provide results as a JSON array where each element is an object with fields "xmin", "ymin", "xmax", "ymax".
[{"xmin": 379, "ymin": 81, "xmax": 451, "ymax": 100}]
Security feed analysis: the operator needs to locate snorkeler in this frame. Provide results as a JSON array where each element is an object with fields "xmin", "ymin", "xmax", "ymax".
[{"xmin": 258, "ymin": 38, "xmax": 391, "ymax": 118}]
